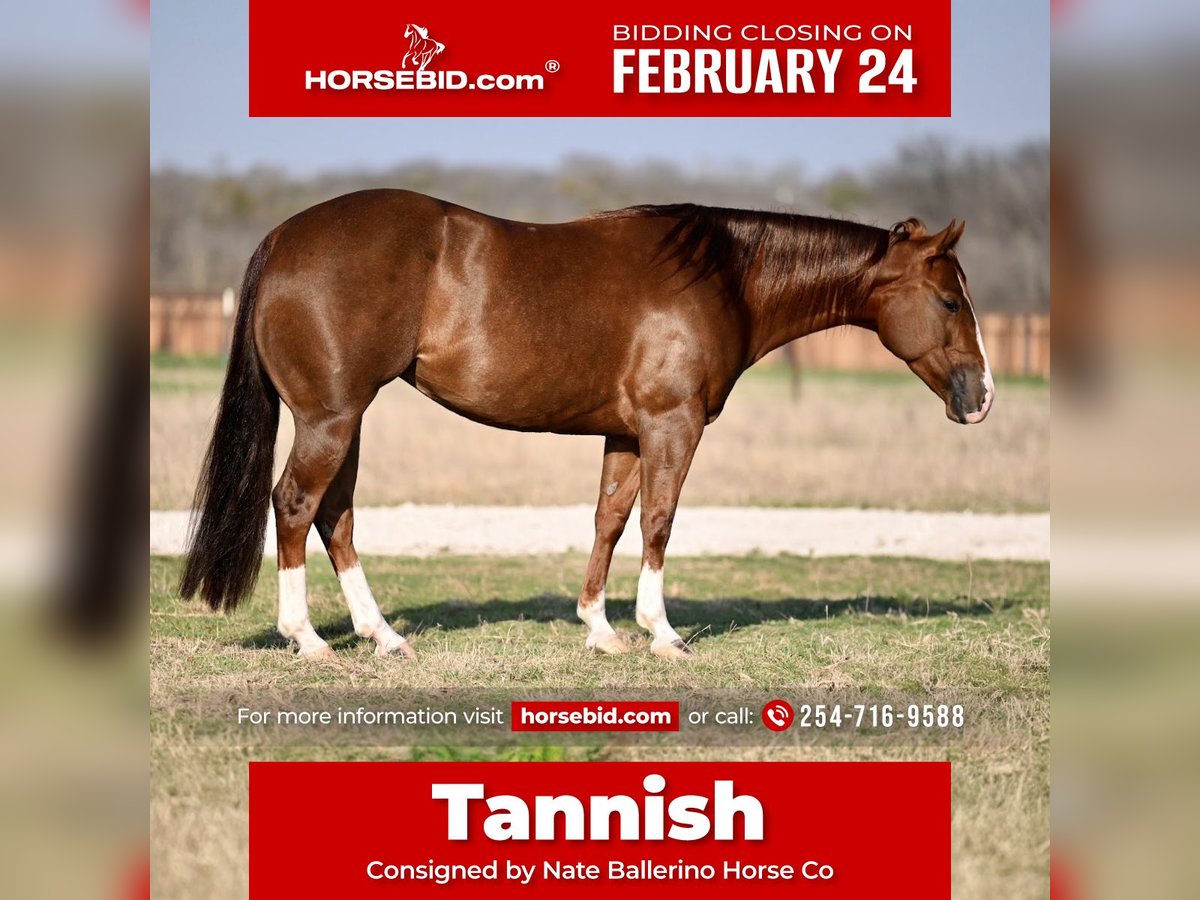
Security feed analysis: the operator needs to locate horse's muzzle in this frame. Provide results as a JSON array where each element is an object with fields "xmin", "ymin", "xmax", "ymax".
[{"xmin": 948, "ymin": 366, "xmax": 993, "ymax": 425}]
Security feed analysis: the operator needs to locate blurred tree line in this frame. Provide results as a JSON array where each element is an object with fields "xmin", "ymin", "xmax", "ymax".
[{"xmin": 151, "ymin": 138, "xmax": 1048, "ymax": 312}]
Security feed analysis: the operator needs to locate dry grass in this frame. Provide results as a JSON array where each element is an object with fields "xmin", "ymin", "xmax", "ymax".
[
  {"xmin": 150, "ymin": 553, "xmax": 1049, "ymax": 899},
  {"xmin": 150, "ymin": 358, "xmax": 1049, "ymax": 513}
]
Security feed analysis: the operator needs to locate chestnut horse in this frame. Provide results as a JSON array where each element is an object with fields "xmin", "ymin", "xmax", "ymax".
[{"xmin": 180, "ymin": 190, "xmax": 993, "ymax": 660}]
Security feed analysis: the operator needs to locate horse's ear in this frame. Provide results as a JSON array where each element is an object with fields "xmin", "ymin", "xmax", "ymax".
[
  {"xmin": 933, "ymin": 219, "xmax": 966, "ymax": 254},
  {"xmin": 889, "ymin": 217, "xmax": 926, "ymax": 245}
]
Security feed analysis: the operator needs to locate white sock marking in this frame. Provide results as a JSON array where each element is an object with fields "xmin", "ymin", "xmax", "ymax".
[
  {"xmin": 338, "ymin": 563, "xmax": 407, "ymax": 653},
  {"xmin": 276, "ymin": 566, "xmax": 328, "ymax": 655},
  {"xmin": 635, "ymin": 565, "xmax": 683, "ymax": 648},
  {"xmin": 577, "ymin": 589, "xmax": 617, "ymax": 648}
]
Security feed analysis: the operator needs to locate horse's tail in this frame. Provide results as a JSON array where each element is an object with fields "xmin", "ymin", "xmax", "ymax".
[{"xmin": 179, "ymin": 231, "xmax": 281, "ymax": 612}]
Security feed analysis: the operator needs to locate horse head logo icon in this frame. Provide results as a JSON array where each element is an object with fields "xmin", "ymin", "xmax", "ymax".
[{"xmin": 403, "ymin": 23, "xmax": 446, "ymax": 72}]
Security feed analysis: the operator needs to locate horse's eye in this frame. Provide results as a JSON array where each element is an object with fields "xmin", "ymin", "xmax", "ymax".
[{"xmin": 941, "ymin": 298, "xmax": 961, "ymax": 314}]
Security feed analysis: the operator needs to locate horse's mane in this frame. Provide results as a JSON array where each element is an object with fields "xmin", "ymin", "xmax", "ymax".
[{"xmin": 604, "ymin": 204, "xmax": 890, "ymax": 321}]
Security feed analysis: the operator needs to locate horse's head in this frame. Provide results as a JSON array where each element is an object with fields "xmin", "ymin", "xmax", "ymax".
[
  {"xmin": 870, "ymin": 218, "xmax": 994, "ymax": 424},
  {"xmin": 404, "ymin": 23, "xmax": 426, "ymax": 39}
]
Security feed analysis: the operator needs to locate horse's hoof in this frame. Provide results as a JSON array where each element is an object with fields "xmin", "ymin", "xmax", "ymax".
[
  {"xmin": 588, "ymin": 633, "xmax": 630, "ymax": 655},
  {"xmin": 651, "ymin": 639, "xmax": 694, "ymax": 661},
  {"xmin": 375, "ymin": 639, "xmax": 417, "ymax": 660},
  {"xmin": 298, "ymin": 644, "xmax": 337, "ymax": 660}
]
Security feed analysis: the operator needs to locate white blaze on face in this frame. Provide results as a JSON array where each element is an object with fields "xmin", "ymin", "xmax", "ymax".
[
  {"xmin": 339, "ymin": 563, "xmax": 408, "ymax": 655},
  {"xmin": 957, "ymin": 269, "xmax": 994, "ymax": 423},
  {"xmin": 276, "ymin": 566, "xmax": 329, "ymax": 655}
]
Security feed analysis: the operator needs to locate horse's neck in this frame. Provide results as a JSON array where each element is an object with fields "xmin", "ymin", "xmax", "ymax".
[
  {"xmin": 721, "ymin": 218, "xmax": 872, "ymax": 365},
  {"xmin": 743, "ymin": 274, "xmax": 876, "ymax": 366}
]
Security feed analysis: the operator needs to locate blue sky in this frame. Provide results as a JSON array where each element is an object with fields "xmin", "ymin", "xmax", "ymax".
[{"xmin": 150, "ymin": 1, "xmax": 1050, "ymax": 177}]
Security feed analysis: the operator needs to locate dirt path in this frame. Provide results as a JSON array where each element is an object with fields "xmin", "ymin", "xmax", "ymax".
[{"xmin": 150, "ymin": 505, "xmax": 1049, "ymax": 561}]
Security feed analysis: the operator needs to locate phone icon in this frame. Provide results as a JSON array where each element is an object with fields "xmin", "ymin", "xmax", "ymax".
[{"xmin": 761, "ymin": 700, "xmax": 794, "ymax": 732}]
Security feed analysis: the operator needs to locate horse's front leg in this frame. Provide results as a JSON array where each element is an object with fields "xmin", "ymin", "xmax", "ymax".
[
  {"xmin": 636, "ymin": 404, "xmax": 704, "ymax": 660},
  {"xmin": 577, "ymin": 436, "xmax": 641, "ymax": 654}
]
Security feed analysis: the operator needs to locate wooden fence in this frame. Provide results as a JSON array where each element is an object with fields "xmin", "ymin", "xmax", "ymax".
[
  {"xmin": 150, "ymin": 294, "xmax": 234, "ymax": 357},
  {"xmin": 150, "ymin": 294, "xmax": 1050, "ymax": 378}
]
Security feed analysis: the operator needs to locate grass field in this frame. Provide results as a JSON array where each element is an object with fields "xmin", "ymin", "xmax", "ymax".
[
  {"xmin": 150, "ymin": 355, "xmax": 1049, "ymax": 513},
  {"xmin": 151, "ymin": 552, "xmax": 1049, "ymax": 899}
]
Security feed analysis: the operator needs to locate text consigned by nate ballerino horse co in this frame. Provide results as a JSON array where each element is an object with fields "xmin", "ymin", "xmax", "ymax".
[
  {"xmin": 365, "ymin": 775, "xmax": 834, "ymax": 886},
  {"xmin": 250, "ymin": 761, "xmax": 949, "ymax": 894}
]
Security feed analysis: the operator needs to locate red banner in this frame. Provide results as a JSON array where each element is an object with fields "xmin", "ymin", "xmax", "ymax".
[
  {"xmin": 250, "ymin": 761, "xmax": 949, "ymax": 898},
  {"xmin": 249, "ymin": 0, "xmax": 951, "ymax": 117},
  {"xmin": 511, "ymin": 701, "xmax": 679, "ymax": 732}
]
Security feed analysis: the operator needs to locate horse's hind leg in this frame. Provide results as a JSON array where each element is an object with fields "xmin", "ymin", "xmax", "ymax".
[
  {"xmin": 272, "ymin": 413, "xmax": 358, "ymax": 658},
  {"xmin": 577, "ymin": 436, "xmax": 640, "ymax": 655},
  {"xmin": 315, "ymin": 426, "xmax": 414, "ymax": 659}
]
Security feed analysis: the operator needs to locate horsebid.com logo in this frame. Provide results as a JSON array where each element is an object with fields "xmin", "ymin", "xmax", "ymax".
[
  {"xmin": 401, "ymin": 23, "xmax": 444, "ymax": 72},
  {"xmin": 305, "ymin": 21, "xmax": 548, "ymax": 92}
]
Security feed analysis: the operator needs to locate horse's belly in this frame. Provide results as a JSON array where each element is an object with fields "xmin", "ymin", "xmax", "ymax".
[{"xmin": 409, "ymin": 357, "xmax": 631, "ymax": 435}]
